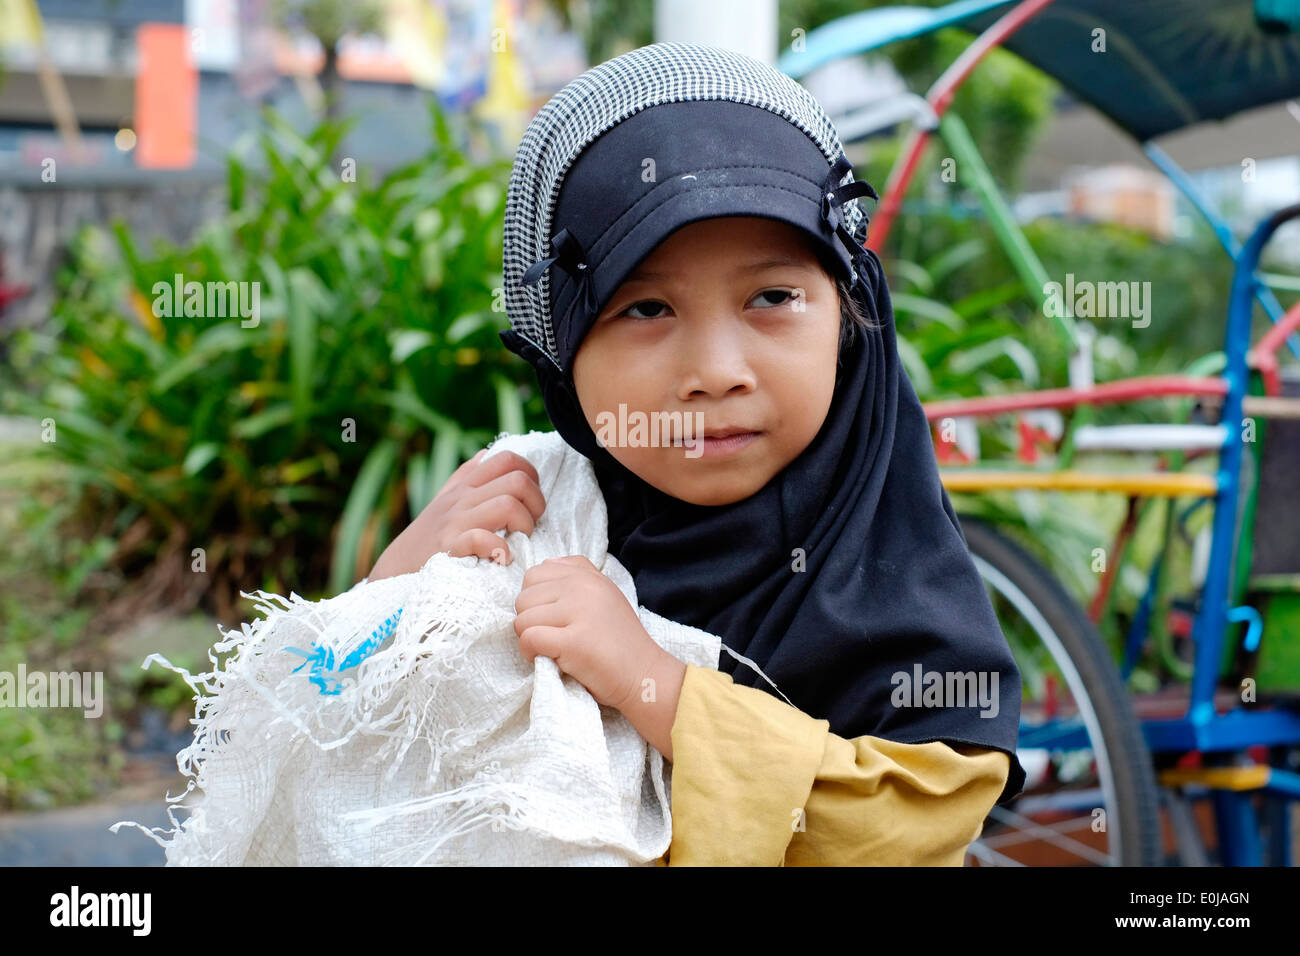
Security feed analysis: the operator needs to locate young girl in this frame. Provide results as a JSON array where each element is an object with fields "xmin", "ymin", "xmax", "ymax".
[{"xmin": 369, "ymin": 41, "xmax": 1025, "ymax": 865}]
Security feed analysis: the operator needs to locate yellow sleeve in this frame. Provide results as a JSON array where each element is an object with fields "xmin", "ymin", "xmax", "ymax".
[{"xmin": 659, "ymin": 662, "xmax": 1010, "ymax": 866}]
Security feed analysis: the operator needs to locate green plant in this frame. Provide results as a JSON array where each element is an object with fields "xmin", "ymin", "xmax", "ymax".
[
  {"xmin": 5, "ymin": 102, "xmax": 533, "ymax": 628},
  {"xmin": 883, "ymin": 226, "xmax": 1226, "ymax": 692},
  {"xmin": 0, "ymin": 448, "xmax": 122, "ymax": 810},
  {"xmin": 268, "ymin": 0, "xmax": 385, "ymax": 121}
]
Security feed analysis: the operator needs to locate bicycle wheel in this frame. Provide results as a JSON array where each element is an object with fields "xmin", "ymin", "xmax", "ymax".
[{"xmin": 957, "ymin": 516, "xmax": 1163, "ymax": 866}]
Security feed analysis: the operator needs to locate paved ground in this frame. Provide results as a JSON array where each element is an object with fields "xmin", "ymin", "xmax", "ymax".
[
  {"xmin": 0, "ymin": 415, "xmax": 38, "ymax": 444},
  {"xmin": 0, "ymin": 756, "xmax": 189, "ymax": 866}
]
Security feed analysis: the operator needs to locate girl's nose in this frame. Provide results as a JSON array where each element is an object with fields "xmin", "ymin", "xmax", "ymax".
[{"xmin": 676, "ymin": 319, "xmax": 757, "ymax": 399}]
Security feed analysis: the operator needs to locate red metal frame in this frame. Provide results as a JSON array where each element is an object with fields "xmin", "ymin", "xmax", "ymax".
[
  {"xmin": 1089, "ymin": 496, "xmax": 1140, "ymax": 623},
  {"xmin": 867, "ymin": 0, "xmax": 1058, "ymax": 251},
  {"xmin": 1248, "ymin": 299, "xmax": 1300, "ymax": 396},
  {"xmin": 921, "ymin": 375, "xmax": 1228, "ymax": 421}
]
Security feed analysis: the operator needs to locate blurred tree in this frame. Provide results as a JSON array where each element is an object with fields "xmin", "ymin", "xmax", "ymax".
[
  {"xmin": 780, "ymin": 0, "xmax": 1056, "ymax": 192},
  {"xmin": 542, "ymin": 0, "xmax": 655, "ymax": 66},
  {"xmin": 269, "ymin": 0, "xmax": 385, "ymax": 122},
  {"xmin": 541, "ymin": 0, "xmax": 1056, "ymax": 192}
]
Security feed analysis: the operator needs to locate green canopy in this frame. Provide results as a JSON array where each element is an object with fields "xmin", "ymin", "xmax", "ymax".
[{"xmin": 960, "ymin": 0, "xmax": 1300, "ymax": 141}]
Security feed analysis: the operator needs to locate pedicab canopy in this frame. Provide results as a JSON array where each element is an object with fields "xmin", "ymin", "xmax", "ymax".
[{"xmin": 959, "ymin": 0, "xmax": 1300, "ymax": 142}]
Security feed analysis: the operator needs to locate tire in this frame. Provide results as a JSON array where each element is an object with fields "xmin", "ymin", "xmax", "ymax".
[{"xmin": 958, "ymin": 516, "xmax": 1163, "ymax": 866}]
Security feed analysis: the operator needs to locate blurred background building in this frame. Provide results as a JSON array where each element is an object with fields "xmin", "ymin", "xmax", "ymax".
[
  {"xmin": 0, "ymin": 0, "xmax": 586, "ymax": 177},
  {"xmin": 0, "ymin": 0, "xmax": 585, "ymax": 336},
  {"xmin": 2, "ymin": 0, "xmax": 1295, "ymax": 301}
]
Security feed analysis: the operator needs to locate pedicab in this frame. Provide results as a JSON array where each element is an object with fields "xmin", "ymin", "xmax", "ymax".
[{"xmin": 781, "ymin": 0, "xmax": 1300, "ymax": 865}]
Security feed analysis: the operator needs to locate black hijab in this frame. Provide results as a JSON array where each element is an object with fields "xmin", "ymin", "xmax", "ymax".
[
  {"xmin": 497, "ymin": 44, "xmax": 1024, "ymax": 804},
  {"xmin": 506, "ymin": 244, "xmax": 1025, "ymax": 805}
]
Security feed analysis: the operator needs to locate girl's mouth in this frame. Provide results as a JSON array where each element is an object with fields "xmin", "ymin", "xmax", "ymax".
[{"xmin": 677, "ymin": 431, "xmax": 761, "ymax": 458}]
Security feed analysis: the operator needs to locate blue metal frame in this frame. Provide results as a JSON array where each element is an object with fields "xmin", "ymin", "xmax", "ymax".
[
  {"xmin": 1185, "ymin": 206, "xmax": 1298, "ymax": 724},
  {"xmin": 1143, "ymin": 142, "xmax": 1300, "ymax": 361},
  {"xmin": 1213, "ymin": 788, "xmax": 1263, "ymax": 866},
  {"xmin": 1146, "ymin": 204, "xmax": 1300, "ymax": 865},
  {"xmin": 1021, "ymin": 709, "xmax": 1300, "ymax": 752},
  {"xmin": 776, "ymin": 0, "xmax": 1014, "ymax": 77},
  {"xmin": 1017, "ymin": 205, "xmax": 1300, "ymax": 865},
  {"xmin": 793, "ymin": 0, "xmax": 1300, "ymax": 865}
]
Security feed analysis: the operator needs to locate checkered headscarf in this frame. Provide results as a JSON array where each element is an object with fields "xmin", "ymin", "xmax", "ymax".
[
  {"xmin": 492, "ymin": 43, "xmax": 1027, "ymax": 807},
  {"xmin": 501, "ymin": 41, "xmax": 869, "ymax": 376}
]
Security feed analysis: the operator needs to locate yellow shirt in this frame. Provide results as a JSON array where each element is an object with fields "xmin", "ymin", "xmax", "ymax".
[{"xmin": 657, "ymin": 662, "xmax": 1011, "ymax": 866}]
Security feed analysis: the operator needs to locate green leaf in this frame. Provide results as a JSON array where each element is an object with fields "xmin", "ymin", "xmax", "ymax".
[
  {"xmin": 493, "ymin": 373, "xmax": 524, "ymax": 437},
  {"xmin": 951, "ymin": 282, "xmax": 1027, "ymax": 320},
  {"xmin": 406, "ymin": 453, "xmax": 429, "ymax": 520},
  {"xmin": 152, "ymin": 323, "xmax": 256, "ymax": 394},
  {"xmin": 886, "ymin": 259, "xmax": 933, "ymax": 295},
  {"xmin": 270, "ymin": 486, "xmax": 332, "ymax": 504},
  {"xmin": 377, "ymin": 389, "xmax": 459, "ymax": 436},
  {"xmin": 390, "ymin": 329, "xmax": 434, "ymax": 364},
  {"xmin": 894, "ymin": 336, "xmax": 934, "ymax": 396},
  {"xmin": 427, "ymin": 425, "xmax": 462, "ymax": 508},
  {"xmin": 287, "ymin": 268, "xmax": 320, "ymax": 424},
  {"xmin": 227, "ymin": 152, "xmax": 245, "ymax": 212},
  {"xmin": 256, "ymin": 254, "xmax": 289, "ymax": 323},
  {"xmin": 232, "ymin": 403, "xmax": 296, "ymax": 439},
  {"xmin": 925, "ymin": 239, "xmax": 986, "ymax": 284},
  {"xmin": 331, "ymin": 438, "xmax": 399, "ymax": 595},
  {"xmin": 891, "ymin": 293, "xmax": 966, "ymax": 332},
  {"xmin": 947, "ymin": 336, "xmax": 1040, "ymax": 387},
  {"xmin": 445, "ymin": 310, "xmax": 495, "ymax": 344},
  {"xmin": 182, "ymin": 443, "xmax": 221, "ymax": 476}
]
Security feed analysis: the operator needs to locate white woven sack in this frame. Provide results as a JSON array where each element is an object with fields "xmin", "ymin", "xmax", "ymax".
[{"xmin": 111, "ymin": 430, "xmax": 773, "ymax": 866}]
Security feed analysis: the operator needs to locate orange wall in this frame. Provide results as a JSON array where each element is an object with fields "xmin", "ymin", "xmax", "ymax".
[{"xmin": 135, "ymin": 23, "xmax": 197, "ymax": 169}]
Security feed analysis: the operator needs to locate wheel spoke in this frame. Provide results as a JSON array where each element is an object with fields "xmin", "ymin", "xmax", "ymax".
[
  {"xmin": 965, "ymin": 840, "xmax": 1028, "ymax": 867},
  {"xmin": 981, "ymin": 805, "xmax": 1115, "ymax": 865}
]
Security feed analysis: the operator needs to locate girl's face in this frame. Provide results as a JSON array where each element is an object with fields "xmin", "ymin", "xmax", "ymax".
[{"xmin": 572, "ymin": 217, "xmax": 840, "ymax": 506}]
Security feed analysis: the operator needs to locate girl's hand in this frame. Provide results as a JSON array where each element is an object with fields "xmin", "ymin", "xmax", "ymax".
[
  {"xmin": 512, "ymin": 555, "xmax": 664, "ymax": 711},
  {"xmin": 367, "ymin": 448, "xmax": 546, "ymax": 580}
]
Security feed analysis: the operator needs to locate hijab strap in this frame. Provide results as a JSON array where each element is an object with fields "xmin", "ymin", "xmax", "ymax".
[
  {"xmin": 521, "ymin": 225, "xmax": 600, "ymax": 325},
  {"xmin": 821, "ymin": 154, "xmax": 878, "ymax": 286}
]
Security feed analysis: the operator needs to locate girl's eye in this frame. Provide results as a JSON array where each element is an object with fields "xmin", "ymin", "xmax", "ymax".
[
  {"xmin": 613, "ymin": 289, "xmax": 795, "ymax": 319},
  {"xmin": 750, "ymin": 288, "xmax": 794, "ymax": 309},
  {"xmin": 618, "ymin": 299, "xmax": 671, "ymax": 320}
]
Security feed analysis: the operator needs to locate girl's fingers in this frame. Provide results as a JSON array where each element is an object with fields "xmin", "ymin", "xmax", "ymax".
[
  {"xmin": 513, "ymin": 601, "xmax": 569, "ymax": 633},
  {"xmin": 462, "ymin": 494, "xmax": 538, "ymax": 539},
  {"xmin": 515, "ymin": 623, "xmax": 567, "ymax": 665},
  {"xmin": 513, "ymin": 579, "xmax": 567, "ymax": 613},
  {"xmin": 447, "ymin": 528, "xmax": 512, "ymax": 565},
  {"xmin": 440, "ymin": 449, "xmax": 488, "ymax": 495},
  {"xmin": 462, "ymin": 469, "xmax": 547, "ymax": 525},
  {"xmin": 520, "ymin": 555, "xmax": 591, "ymax": 586},
  {"xmin": 468, "ymin": 451, "xmax": 542, "ymax": 495}
]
